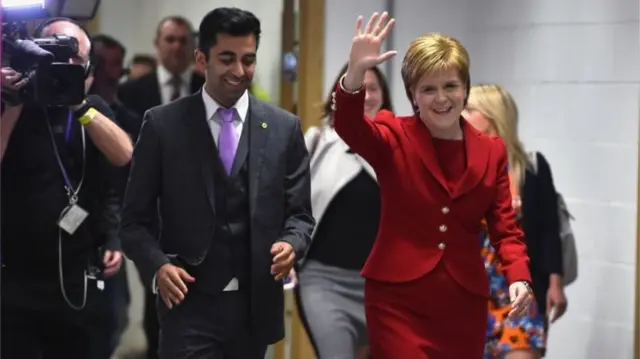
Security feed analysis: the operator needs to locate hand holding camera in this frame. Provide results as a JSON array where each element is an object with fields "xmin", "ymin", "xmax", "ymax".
[
  {"xmin": 1, "ymin": 67, "xmax": 28, "ymax": 106},
  {"xmin": 1, "ymin": 67, "xmax": 28, "ymax": 89}
]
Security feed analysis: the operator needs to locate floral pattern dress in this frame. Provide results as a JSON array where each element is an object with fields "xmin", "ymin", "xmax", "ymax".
[{"xmin": 481, "ymin": 177, "xmax": 546, "ymax": 358}]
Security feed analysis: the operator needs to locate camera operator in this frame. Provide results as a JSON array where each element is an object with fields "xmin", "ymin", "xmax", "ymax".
[{"xmin": 0, "ymin": 18, "xmax": 133, "ymax": 359}]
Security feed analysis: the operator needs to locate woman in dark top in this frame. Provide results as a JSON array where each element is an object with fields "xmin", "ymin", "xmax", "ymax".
[
  {"xmin": 465, "ymin": 84, "xmax": 568, "ymax": 359},
  {"xmin": 294, "ymin": 64, "xmax": 392, "ymax": 359}
]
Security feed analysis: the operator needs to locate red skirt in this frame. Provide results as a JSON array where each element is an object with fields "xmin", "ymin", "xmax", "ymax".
[{"xmin": 364, "ymin": 261, "xmax": 487, "ymax": 359}]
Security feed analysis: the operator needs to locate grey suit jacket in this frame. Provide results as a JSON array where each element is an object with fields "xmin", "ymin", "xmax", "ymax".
[{"xmin": 119, "ymin": 91, "xmax": 314, "ymax": 344}]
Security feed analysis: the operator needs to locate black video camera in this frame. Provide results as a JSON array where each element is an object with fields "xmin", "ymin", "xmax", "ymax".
[{"xmin": 1, "ymin": 5, "xmax": 86, "ymax": 107}]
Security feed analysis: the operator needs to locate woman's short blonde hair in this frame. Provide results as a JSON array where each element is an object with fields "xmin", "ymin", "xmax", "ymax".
[
  {"xmin": 467, "ymin": 84, "xmax": 529, "ymax": 188},
  {"xmin": 401, "ymin": 33, "xmax": 471, "ymax": 110}
]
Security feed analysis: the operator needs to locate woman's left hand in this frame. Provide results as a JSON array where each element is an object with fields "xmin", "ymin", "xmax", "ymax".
[{"xmin": 508, "ymin": 281, "xmax": 533, "ymax": 318}]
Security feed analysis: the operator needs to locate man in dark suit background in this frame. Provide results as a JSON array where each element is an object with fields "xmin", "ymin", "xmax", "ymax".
[
  {"xmin": 119, "ymin": 7, "xmax": 314, "ymax": 359},
  {"xmin": 117, "ymin": 16, "xmax": 203, "ymax": 359},
  {"xmin": 89, "ymin": 33, "xmax": 148, "ymax": 359},
  {"xmin": 119, "ymin": 16, "xmax": 205, "ymax": 117}
]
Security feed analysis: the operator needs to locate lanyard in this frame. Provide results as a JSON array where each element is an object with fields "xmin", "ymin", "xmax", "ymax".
[
  {"xmin": 65, "ymin": 111, "xmax": 74, "ymax": 144},
  {"xmin": 44, "ymin": 110, "xmax": 90, "ymax": 311},
  {"xmin": 46, "ymin": 110, "xmax": 86, "ymax": 205}
]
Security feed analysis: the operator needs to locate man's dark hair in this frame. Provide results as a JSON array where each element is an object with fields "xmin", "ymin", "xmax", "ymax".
[
  {"xmin": 155, "ymin": 15, "xmax": 195, "ymax": 39},
  {"xmin": 131, "ymin": 54, "xmax": 157, "ymax": 67},
  {"xmin": 197, "ymin": 7, "xmax": 261, "ymax": 58},
  {"xmin": 92, "ymin": 34, "xmax": 127, "ymax": 57}
]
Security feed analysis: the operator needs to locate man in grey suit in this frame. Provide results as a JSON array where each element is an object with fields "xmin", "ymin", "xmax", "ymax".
[{"xmin": 119, "ymin": 7, "xmax": 314, "ymax": 359}]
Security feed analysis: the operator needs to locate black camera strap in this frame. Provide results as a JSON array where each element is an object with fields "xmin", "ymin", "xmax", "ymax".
[{"xmin": 45, "ymin": 110, "xmax": 89, "ymax": 310}]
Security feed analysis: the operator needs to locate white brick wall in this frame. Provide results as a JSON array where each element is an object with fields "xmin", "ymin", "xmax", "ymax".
[
  {"xmin": 325, "ymin": 0, "xmax": 638, "ymax": 357},
  {"xmin": 324, "ymin": 0, "xmax": 389, "ymax": 95},
  {"xmin": 466, "ymin": 1, "xmax": 638, "ymax": 358}
]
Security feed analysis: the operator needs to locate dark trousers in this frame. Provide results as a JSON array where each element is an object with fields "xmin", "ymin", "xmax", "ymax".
[
  {"xmin": 0, "ymin": 268, "xmax": 108, "ymax": 359},
  {"xmin": 157, "ymin": 289, "xmax": 267, "ymax": 359},
  {"xmin": 1, "ymin": 298, "xmax": 92, "ymax": 359},
  {"xmin": 0, "ymin": 284, "xmax": 99, "ymax": 359},
  {"xmin": 141, "ymin": 276, "xmax": 160, "ymax": 359},
  {"xmin": 89, "ymin": 263, "xmax": 131, "ymax": 359}
]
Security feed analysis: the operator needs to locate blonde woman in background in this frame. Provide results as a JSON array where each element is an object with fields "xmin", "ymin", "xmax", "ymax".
[{"xmin": 465, "ymin": 84, "xmax": 568, "ymax": 359}]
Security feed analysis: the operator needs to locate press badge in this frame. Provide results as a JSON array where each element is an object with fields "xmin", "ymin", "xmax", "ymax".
[{"xmin": 58, "ymin": 204, "xmax": 89, "ymax": 235}]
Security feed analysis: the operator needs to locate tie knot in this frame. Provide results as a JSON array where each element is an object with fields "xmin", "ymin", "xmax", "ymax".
[
  {"xmin": 218, "ymin": 108, "xmax": 236, "ymax": 123},
  {"xmin": 170, "ymin": 76, "xmax": 182, "ymax": 86}
]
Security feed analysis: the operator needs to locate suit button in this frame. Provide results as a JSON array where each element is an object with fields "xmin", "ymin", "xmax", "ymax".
[
  {"xmin": 439, "ymin": 224, "xmax": 447, "ymax": 232},
  {"xmin": 438, "ymin": 242, "xmax": 446, "ymax": 250},
  {"xmin": 441, "ymin": 206, "xmax": 450, "ymax": 214}
]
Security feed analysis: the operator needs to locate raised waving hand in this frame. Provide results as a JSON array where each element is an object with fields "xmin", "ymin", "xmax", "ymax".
[{"xmin": 344, "ymin": 12, "xmax": 397, "ymax": 91}]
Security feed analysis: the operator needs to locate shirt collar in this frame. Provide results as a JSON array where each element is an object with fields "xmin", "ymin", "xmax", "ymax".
[
  {"xmin": 201, "ymin": 87, "xmax": 249, "ymax": 123},
  {"xmin": 156, "ymin": 65, "xmax": 193, "ymax": 86}
]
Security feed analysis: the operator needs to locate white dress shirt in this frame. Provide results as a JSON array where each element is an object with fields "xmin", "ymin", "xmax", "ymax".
[
  {"xmin": 156, "ymin": 65, "xmax": 193, "ymax": 104},
  {"xmin": 201, "ymin": 86, "xmax": 249, "ymax": 142},
  {"xmin": 151, "ymin": 88, "xmax": 250, "ymax": 294}
]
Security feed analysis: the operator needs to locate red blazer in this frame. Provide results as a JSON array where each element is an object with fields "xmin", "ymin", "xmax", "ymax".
[{"xmin": 332, "ymin": 84, "xmax": 531, "ymax": 297}]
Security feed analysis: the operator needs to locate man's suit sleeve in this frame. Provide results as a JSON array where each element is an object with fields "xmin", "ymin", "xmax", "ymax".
[
  {"xmin": 278, "ymin": 118, "xmax": 315, "ymax": 261},
  {"xmin": 119, "ymin": 110, "xmax": 168, "ymax": 288}
]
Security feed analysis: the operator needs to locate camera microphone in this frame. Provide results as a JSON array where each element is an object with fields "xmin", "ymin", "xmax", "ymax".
[{"xmin": 12, "ymin": 38, "xmax": 55, "ymax": 66}]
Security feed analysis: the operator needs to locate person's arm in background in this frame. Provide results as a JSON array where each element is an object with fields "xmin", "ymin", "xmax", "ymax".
[
  {"xmin": 100, "ymin": 186, "xmax": 124, "ymax": 278},
  {"xmin": 535, "ymin": 153, "xmax": 568, "ymax": 322},
  {"xmin": 74, "ymin": 95, "xmax": 133, "ymax": 166}
]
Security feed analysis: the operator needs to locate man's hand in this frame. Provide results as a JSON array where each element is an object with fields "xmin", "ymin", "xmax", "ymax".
[
  {"xmin": 102, "ymin": 250, "xmax": 123, "ymax": 277},
  {"xmin": 1, "ymin": 67, "xmax": 29, "ymax": 107},
  {"xmin": 271, "ymin": 241, "xmax": 295, "ymax": 281},
  {"xmin": 1, "ymin": 67, "xmax": 28, "ymax": 91},
  {"xmin": 156, "ymin": 263, "xmax": 195, "ymax": 309}
]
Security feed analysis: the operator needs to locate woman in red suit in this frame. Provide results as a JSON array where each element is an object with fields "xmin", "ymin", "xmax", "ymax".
[{"xmin": 333, "ymin": 12, "xmax": 534, "ymax": 359}]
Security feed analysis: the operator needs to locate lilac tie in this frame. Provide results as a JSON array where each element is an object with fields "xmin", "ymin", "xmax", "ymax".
[{"xmin": 217, "ymin": 108, "xmax": 238, "ymax": 174}]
